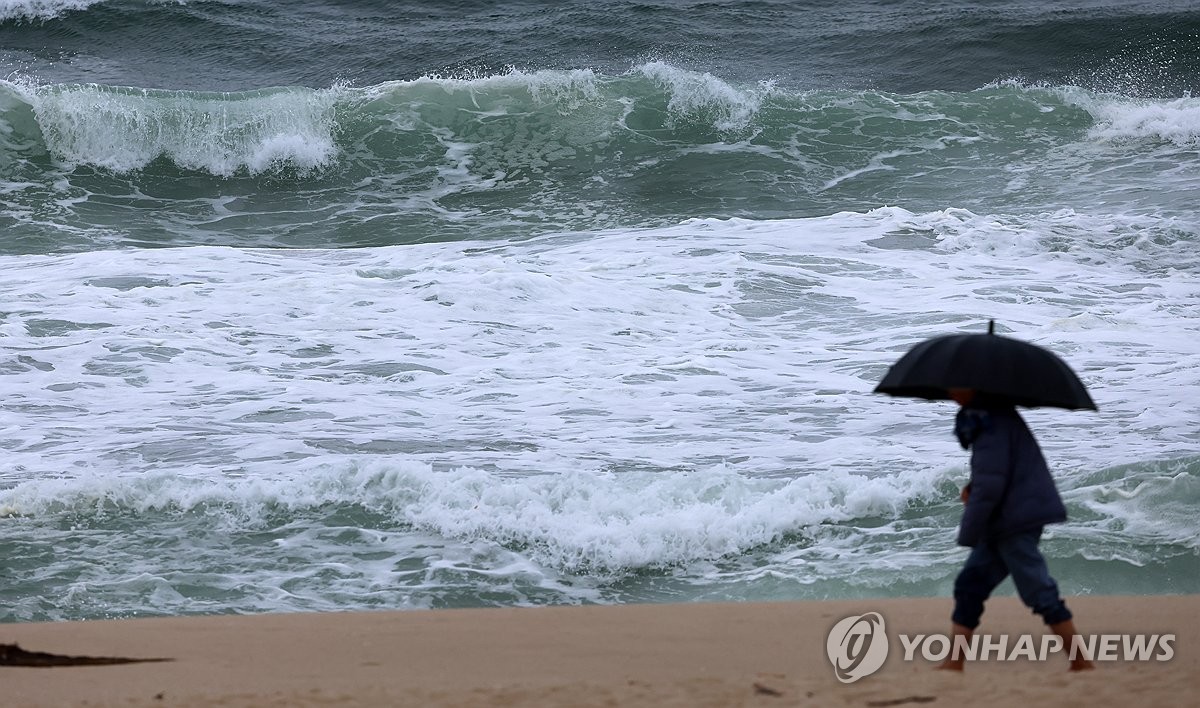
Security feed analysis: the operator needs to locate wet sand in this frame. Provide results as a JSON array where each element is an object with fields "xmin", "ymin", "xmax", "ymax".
[{"xmin": 2, "ymin": 595, "xmax": 1195, "ymax": 707}]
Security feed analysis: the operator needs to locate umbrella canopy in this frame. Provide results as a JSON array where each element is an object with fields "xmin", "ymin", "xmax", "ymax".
[{"xmin": 874, "ymin": 321, "xmax": 1097, "ymax": 410}]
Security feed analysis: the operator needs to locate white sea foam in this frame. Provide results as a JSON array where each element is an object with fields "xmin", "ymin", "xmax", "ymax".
[
  {"xmin": 0, "ymin": 210, "xmax": 1196, "ymax": 612},
  {"xmin": 0, "ymin": 0, "xmax": 189, "ymax": 21},
  {"xmin": 1060, "ymin": 89, "xmax": 1200, "ymax": 146},
  {"xmin": 637, "ymin": 61, "xmax": 771, "ymax": 131},
  {"xmin": 368, "ymin": 68, "xmax": 603, "ymax": 112},
  {"xmin": 0, "ymin": 0, "xmax": 102, "ymax": 21},
  {"xmin": 0, "ymin": 458, "xmax": 953, "ymax": 570},
  {"xmin": 0, "ymin": 210, "xmax": 1194, "ymax": 477},
  {"xmin": 19, "ymin": 82, "xmax": 340, "ymax": 174}
]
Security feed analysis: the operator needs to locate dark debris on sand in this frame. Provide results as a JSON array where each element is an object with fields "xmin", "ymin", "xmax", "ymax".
[{"xmin": 0, "ymin": 642, "xmax": 172, "ymax": 667}]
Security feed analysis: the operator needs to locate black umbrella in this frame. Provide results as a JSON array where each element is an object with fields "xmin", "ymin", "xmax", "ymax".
[{"xmin": 874, "ymin": 321, "xmax": 1097, "ymax": 410}]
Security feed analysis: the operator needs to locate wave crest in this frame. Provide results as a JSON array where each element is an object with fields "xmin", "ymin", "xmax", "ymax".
[
  {"xmin": 10, "ymin": 80, "xmax": 340, "ymax": 175},
  {"xmin": 2, "ymin": 68, "xmax": 1197, "ymax": 185},
  {"xmin": 1084, "ymin": 95, "xmax": 1200, "ymax": 146},
  {"xmin": 0, "ymin": 460, "xmax": 945, "ymax": 571},
  {"xmin": 0, "ymin": 0, "xmax": 103, "ymax": 22}
]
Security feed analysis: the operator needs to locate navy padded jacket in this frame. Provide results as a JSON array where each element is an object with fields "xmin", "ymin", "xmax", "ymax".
[{"xmin": 956, "ymin": 407, "xmax": 1067, "ymax": 547}]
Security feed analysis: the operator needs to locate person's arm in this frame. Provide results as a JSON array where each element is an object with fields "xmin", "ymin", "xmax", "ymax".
[{"xmin": 956, "ymin": 424, "xmax": 1011, "ymax": 546}]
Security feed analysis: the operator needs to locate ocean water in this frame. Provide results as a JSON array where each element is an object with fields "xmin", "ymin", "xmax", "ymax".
[{"xmin": 0, "ymin": 0, "xmax": 1197, "ymax": 622}]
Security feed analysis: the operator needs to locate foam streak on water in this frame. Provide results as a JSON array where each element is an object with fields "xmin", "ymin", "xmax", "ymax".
[
  {"xmin": 0, "ymin": 0, "xmax": 102, "ymax": 22},
  {"xmin": 1, "ymin": 209, "xmax": 1197, "ymax": 619}
]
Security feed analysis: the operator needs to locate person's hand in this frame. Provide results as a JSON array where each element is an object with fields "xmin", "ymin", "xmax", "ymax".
[{"xmin": 960, "ymin": 484, "xmax": 971, "ymax": 504}]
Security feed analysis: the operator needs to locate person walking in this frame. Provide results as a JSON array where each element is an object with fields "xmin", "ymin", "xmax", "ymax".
[{"xmin": 938, "ymin": 388, "xmax": 1093, "ymax": 671}]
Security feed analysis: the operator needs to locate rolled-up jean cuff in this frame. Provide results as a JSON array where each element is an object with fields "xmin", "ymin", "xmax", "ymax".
[
  {"xmin": 951, "ymin": 603, "xmax": 983, "ymax": 630},
  {"xmin": 1040, "ymin": 603, "xmax": 1073, "ymax": 626}
]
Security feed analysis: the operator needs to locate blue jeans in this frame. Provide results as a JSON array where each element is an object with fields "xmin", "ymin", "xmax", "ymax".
[{"xmin": 952, "ymin": 528, "xmax": 1072, "ymax": 629}]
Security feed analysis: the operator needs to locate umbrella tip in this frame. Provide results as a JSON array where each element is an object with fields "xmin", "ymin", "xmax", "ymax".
[{"xmin": 988, "ymin": 319, "xmax": 995, "ymax": 334}]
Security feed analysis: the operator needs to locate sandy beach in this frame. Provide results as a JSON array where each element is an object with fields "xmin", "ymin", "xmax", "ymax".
[{"xmin": 2, "ymin": 594, "xmax": 1194, "ymax": 707}]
